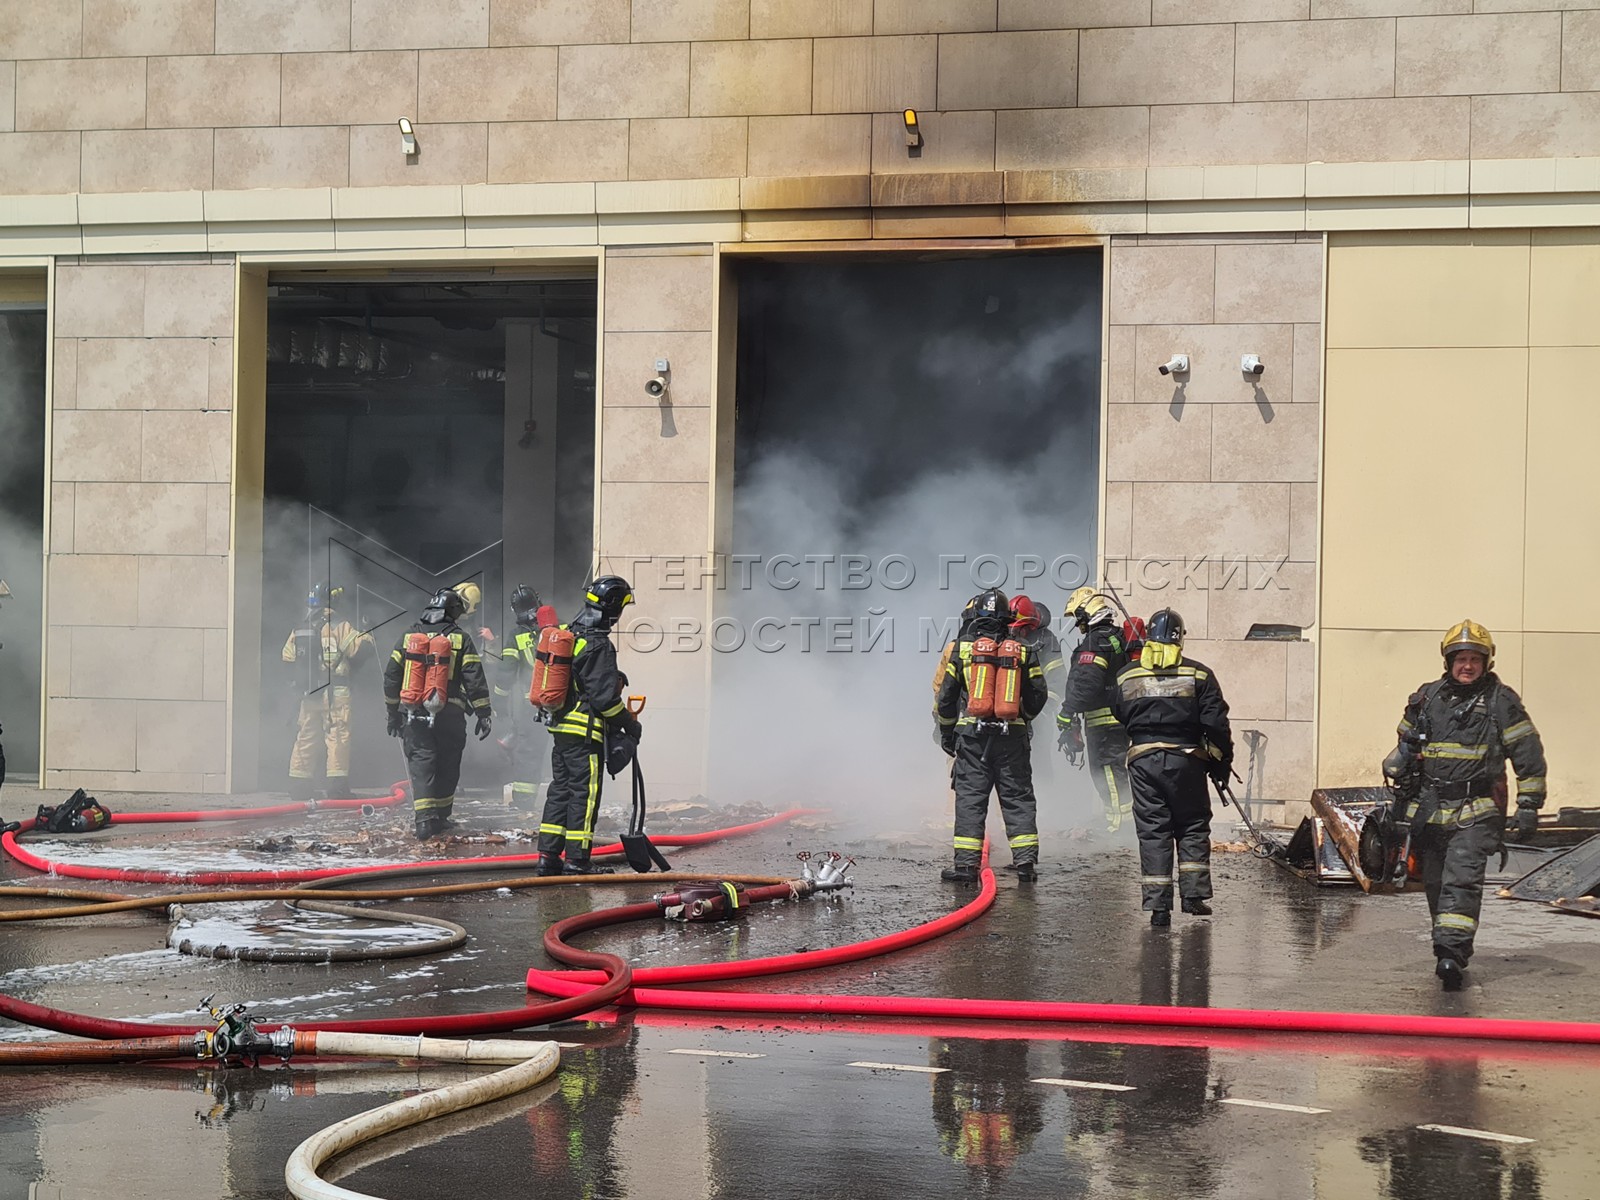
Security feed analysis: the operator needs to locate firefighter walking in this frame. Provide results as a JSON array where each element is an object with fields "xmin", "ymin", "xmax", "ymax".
[
  {"xmin": 1383, "ymin": 620, "xmax": 1547, "ymax": 990},
  {"xmin": 1058, "ymin": 587, "xmax": 1134, "ymax": 834},
  {"xmin": 494, "ymin": 584, "xmax": 554, "ymax": 809},
  {"xmin": 282, "ymin": 581, "xmax": 373, "ymax": 801},
  {"xmin": 1110, "ymin": 609, "xmax": 1232, "ymax": 926},
  {"xmin": 537, "ymin": 575, "xmax": 642, "ymax": 876},
  {"xmin": 383, "ymin": 587, "xmax": 492, "ymax": 840},
  {"xmin": 934, "ymin": 589, "xmax": 1050, "ymax": 883}
]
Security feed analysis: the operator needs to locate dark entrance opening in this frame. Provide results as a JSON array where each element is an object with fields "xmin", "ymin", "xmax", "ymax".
[{"xmin": 0, "ymin": 306, "xmax": 47, "ymax": 781}]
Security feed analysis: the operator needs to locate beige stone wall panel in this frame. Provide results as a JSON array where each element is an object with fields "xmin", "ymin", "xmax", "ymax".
[
  {"xmin": 1207, "ymin": 561, "xmax": 1316, "ymax": 640},
  {"xmin": 54, "ymin": 265, "xmax": 147, "ymax": 339},
  {"xmin": 937, "ymin": 30, "xmax": 1078, "ymax": 110},
  {"xmin": 1470, "ymin": 92, "xmax": 1600, "ymax": 159},
  {"xmin": 16, "ymin": 58, "xmax": 146, "ymax": 131},
  {"xmin": 491, "ymin": 0, "xmax": 630, "ymax": 44},
  {"xmin": 1107, "ymin": 322, "xmax": 1136, "ymax": 403},
  {"xmin": 82, "ymin": 0, "xmax": 214, "ymax": 57},
  {"xmin": 1521, "ymin": 632, "xmax": 1591, "ymax": 801},
  {"xmin": 1079, "ymin": 25, "xmax": 1233, "ymax": 106},
  {"xmin": 1563, "ymin": 12, "xmax": 1600, "ymax": 91},
  {"xmin": 629, "ymin": 117, "xmax": 748, "ymax": 181},
  {"xmin": 1105, "ymin": 403, "xmax": 1212, "ymax": 482},
  {"xmin": 1292, "ymin": 321, "xmax": 1321, "ymax": 405},
  {"xmin": 601, "ymin": 406, "xmax": 711, "ymax": 482},
  {"xmin": 1227, "ymin": 717, "xmax": 1313, "ymax": 799},
  {"xmin": 1394, "ymin": 12, "xmax": 1561, "ymax": 95},
  {"xmin": 751, "ymin": 0, "xmax": 871, "ymax": 36},
  {"xmin": 281, "ymin": 51, "xmax": 418, "ymax": 126},
  {"xmin": 634, "ymin": 0, "xmax": 751, "ymax": 41},
  {"xmin": 489, "ymin": 120, "xmax": 628, "ymax": 183},
  {"xmin": 0, "ymin": 131, "xmax": 81, "ymax": 194},
  {"xmin": 1210, "ymin": 402, "xmax": 1319, "ymax": 482},
  {"xmin": 216, "ymin": 126, "xmax": 351, "ymax": 189},
  {"xmin": 741, "ymin": 208, "xmax": 875, "ymax": 239},
  {"xmin": 52, "ymin": 338, "xmax": 77, "ymax": 413},
  {"xmin": 351, "ymin": 0, "xmax": 489, "ymax": 49},
  {"xmin": 1152, "ymin": 0, "xmax": 1307, "ymax": 21},
  {"xmin": 1183, "ymin": 638, "xmax": 1288, "ymax": 721},
  {"xmin": 138, "ymin": 700, "xmax": 228, "ymax": 772},
  {"xmin": 74, "ymin": 338, "xmax": 211, "ymax": 409},
  {"xmin": 1108, "ymin": 242, "xmax": 1215, "ymax": 324},
  {"xmin": 1313, "ymin": 0, "xmax": 1466, "ymax": 13},
  {"xmin": 350, "ymin": 122, "xmax": 489, "ymax": 186},
  {"xmin": 1234, "ymin": 19, "xmax": 1396, "ymax": 102},
  {"xmin": 995, "ymin": 107, "xmax": 1149, "ymax": 170},
  {"xmin": 217, "ymin": 0, "xmax": 351, "ymax": 53},
  {"xmin": 1101, "ymin": 557, "xmax": 1213, "ymax": 639},
  {"xmin": 560, "ymin": 43, "xmax": 690, "ymax": 119},
  {"xmin": 1530, "ymin": 230, "xmax": 1600, "ymax": 347},
  {"xmin": 812, "ymin": 35, "xmax": 937, "ymax": 114},
  {"xmin": 1148, "ymin": 102, "xmax": 1308, "ymax": 168},
  {"xmin": 1305, "ymin": 96, "xmax": 1469, "ymax": 162},
  {"xmin": 71, "ymin": 626, "xmax": 206, "ymax": 699},
  {"xmin": 418, "ymin": 47, "xmax": 557, "ymax": 122},
  {"xmin": 140, "ymin": 410, "xmax": 232, "ymax": 483},
  {"xmin": 599, "ymin": 482, "xmax": 710, "ymax": 556},
  {"xmin": 53, "ymin": 410, "xmax": 142, "ymax": 482},
  {"xmin": 80, "ymin": 129, "xmax": 213, "ymax": 193},
  {"xmin": 46, "ymin": 698, "xmax": 138, "ymax": 771},
  {"xmin": 604, "ymin": 331, "xmax": 711, "ymax": 407},
  {"xmin": 1104, "ymin": 480, "xmax": 1133, "ymax": 557},
  {"xmin": 1288, "ymin": 479, "xmax": 1317, "ymax": 561},
  {"xmin": 1131, "ymin": 323, "xmax": 1297, "ymax": 403},
  {"xmin": 870, "ymin": 110, "xmax": 996, "ymax": 173},
  {"xmin": 145, "ymin": 265, "xmax": 235, "ymax": 338},
  {"xmin": 74, "ymin": 482, "xmax": 213, "ymax": 555},
  {"xmin": 0, "ymin": 64, "xmax": 14, "ymax": 134},
  {"xmin": 136, "ymin": 555, "xmax": 231, "ymax": 628},
  {"xmin": 877, "ymin": 0, "xmax": 997, "ymax": 33},
  {"xmin": 146, "ymin": 54, "xmax": 283, "ymax": 128},
  {"xmin": 48, "ymin": 556, "xmax": 139, "ymax": 627},
  {"xmin": 1130, "ymin": 481, "xmax": 1292, "ymax": 559},
  {"xmin": 690, "ymin": 39, "xmax": 812, "ymax": 116},
  {"xmin": 0, "ymin": 0, "xmax": 82, "ymax": 59},
  {"xmin": 1524, "ymin": 348, "xmax": 1600, "ymax": 631},
  {"xmin": 741, "ymin": 174, "xmax": 870, "ymax": 208},
  {"xmin": 1005, "ymin": 166, "xmax": 1145, "ymax": 202},
  {"xmin": 747, "ymin": 114, "xmax": 871, "ymax": 175},
  {"xmin": 1286, "ymin": 637, "xmax": 1314, "ymax": 719},
  {"xmin": 872, "ymin": 204, "xmax": 1005, "ymax": 237},
  {"xmin": 605, "ymin": 252, "xmax": 714, "ymax": 331},
  {"xmin": 999, "ymin": 0, "xmax": 1151, "ymax": 27},
  {"xmin": 1215, "ymin": 241, "xmax": 1322, "ymax": 324},
  {"xmin": 1474, "ymin": 0, "xmax": 1600, "ymax": 9},
  {"xmin": 872, "ymin": 171, "xmax": 1003, "ymax": 206}
]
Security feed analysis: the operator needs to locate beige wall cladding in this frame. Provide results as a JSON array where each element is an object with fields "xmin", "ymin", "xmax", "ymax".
[
  {"xmin": 1305, "ymin": 96, "xmax": 1469, "ymax": 162},
  {"xmin": 812, "ymin": 35, "xmax": 937, "ymax": 114},
  {"xmin": 1079, "ymin": 25, "xmax": 1233, "ymax": 106},
  {"xmin": 1210, "ymin": 402, "xmax": 1320, "ymax": 482},
  {"xmin": 751, "ymin": 0, "xmax": 870, "ymax": 36},
  {"xmin": 1105, "ymin": 403, "xmax": 1212, "ymax": 482},
  {"xmin": 217, "ymin": 0, "xmax": 351, "ymax": 53},
  {"xmin": 71, "ymin": 626, "xmax": 206, "ymax": 699},
  {"xmin": 601, "ymin": 406, "xmax": 712, "ymax": 482},
  {"xmin": 1131, "ymin": 482, "xmax": 1292, "ymax": 559},
  {"xmin": 1565, "ymin": 12, "xmax": 1600, "ymax": 91},
  {"xmin": 877, "ymin": 0, "xmax": 997, "ymax": 33},
  {"xmin": 1524, "ymin": 349, "xmax": 1600, "ymax": 630},
  {"xmin": 1289, "ymin": 478, "xmax": 1317, "ymax": 560},
  {"xmin": 491, "ymin": 0, "xmax": 630, "ymax": 44},
  {"xmin": 215, "ymin": 126, "xmax": 351, "ymax": 189},
  {"xmin": 489, "ymin": 120, "xmax": 628, "ymax": 183},
  {"xmin": 0, "ymin": 131, "xmax": 81, "ymax": 194},
  {"xmin": 1326, "ymin": 231, "xmax": 1529, "ymax": 347},
  {"xmin": 1131, "ymin": 323, "xmax": 1297, "ymax": 404},
  {"xmin": 281, "ymin": 51, "xmax": 417, "ymax": 126},
  {"xmin": 995, "ymin": 107, "xmax": 1149, "ymax": 171},
  {"xmin": 55, "ymin": 266, "xmax": 147, "ymax": 339},
  {"xmin": 1108, "ymin": 242, "xmax": 1214, "ymax": 324},
  {"xmin": 1102, "ymin": 558, "xmax": 1213, "ymax": 639},
  {"xmin": 1152, "ymin": 0, "xmax": 1307, "ymax": 20},
  {"xmin": 138, "ymin": 700, "xmax": 228, "ymax": 772},
  {"xmin": 1523, "ymin": 632, "xmax": 1594, "ymax": 802},
  {"xmin": 145, "ymin": 265, "xmax": 234, "ymax": 339},
  {"xmin": 0, "ymin": 0, "xmax": 82, "ymax": 59},
  {"xmin": 74, "ymin": 338, "xmax": 211, "ymax": 409},
  {"xmin": 1148, "ymin": 103, "xmax": 1308, "ymax": 168},
  {"xmin": 1215, "ymin": 242, "xmax": 1322, "ymax": 324},
  {"xmin": 82, "ymin": 0, "xmax": 214, "ymax": 57},
  {"xmin": 1001, "ymin": 0, "xmax": 1151, "ymax": 26},
  {"xmin": 690, "ymin": 39, "xmax": 812, "ymax": 116},
  {"xmin": 629, "ymin": 117, "xmax": 748, "ymax": 181},
  {"xmin": 561, "ymin": 43, "xmax": 690, "ymax": 119},
  {"xmin": 49, "ymin": 556, "xmax": 139, "ymax": 627},
  {"xmin": 1530, "ymin": 230, "xmax": 1600, "ymax": 346},
  {"xmin": 46, "ymin": 699, "xmax": 137, "ymax": 771},
  {"xmin": 1312, "ymin": 0, "xmax": 1467, "ymax": 13},
  {"xmin": 146, "ymin": 54, "xmax": 283, "ymax": 129},
  {"xmin": 418, "ymin": 48, "xmax": 557, "ymax": 122},
  {"xmin": 1183, "ymin": 638, "xmax": 1288, "ymax": 721},
  {"xmin": 1104, "ymin": 480, "xmax": 1132, "ymax": 557},
  {"xmin": 141, "ymin": 410, "xmax": 232, "ymax": 483},
  {"xmin": 80, "ymin": 129, "xmax": 213, "ymax": 193},
  {"xmin": 1292, "ymin": 322, "xmax": 1321, "ymax": 405},
  {"xmin": 350, "ymin": 122, "xmax": 488, "ymax": 186},
  {"xmin": 53, "ymin": 410, "xmax": 142, "ymax": 482},
  {"xmin": 599, "ymin": 482, "xmax": 710, "ymax": 556},
  {"xmin": 936, "ymin": 30, "xmax": 1078, "ymax": 110},
  {"xmin": 137, "ymin": 555, "xmax": 231, "ymax": 628},
  {"xmin": 605, "ymin": 252, "xmax": 714, "ymax": 331},
  {"xmin": 747, "ymin": 114, "xmax": 870, "ymax": 175},
  {"xmin": 870, "ymin": 110, "xmax": 995, "ymax": 173},
  {"xmin": 1233, "ymin": 19, "xmax": 1396, "ymax": 102},
  {"xmin": 1394, "ymin": 13, "xmax": 1561, "ymax": 95},
  {"xmin": 16, "ymin": 58, "xmax": 145, "ymax": 131},
  {"xmin": 1470, "ymin": 92, "xmax": 1600, "ymax": 159},
  {"xmin": 73, "ymin": 482, "xmax": 212, "ymax": 556},
  {"xmin": 1207, "ymin": 561, "xmax": 1316, "ymax": 640},
  {"xmin": 604, "ymin": 331, "xmax": 711, "ymax": 407},
  {"xmin": 351, "ymin": 0, "xmax": 489, "ymax": 49},
  {"xmin": 0, "ymin": 64, "xmax": 13, "ymax": 134},
  {"xmin": 634, "ymin": 0, "xmax": 751, "ymax": 41}
]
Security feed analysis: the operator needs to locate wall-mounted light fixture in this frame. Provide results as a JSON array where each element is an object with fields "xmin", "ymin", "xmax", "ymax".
[
  {"xmin": 902, "ymin": 108, "xmax": 923, "ymax": 152},
  {"xmin": 398, "ymin": 117, "xmax": 418, "ymax": 157}
]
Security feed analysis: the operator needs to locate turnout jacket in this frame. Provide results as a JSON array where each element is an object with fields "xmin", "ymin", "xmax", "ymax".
[
  {"xmin": 1058, "ymin": 623, "xmax": 1130, "ymax": 734},
  {"xmin": 548, "ymin": 619, "xmax": 626, "ymax": 742},
  {"xmin": 383, "ymin": 620, "xmax": 491, "ymax": 715},
  {"xmin": 1015, "ymin": 625, "xmax": 1067, "ymax": 708},
  {"xmin": 1394, "ymin": 672, "xmax": 1547, "ymax": 826},
  {"xmin": 1110, "ymin": 654, "xmax": 1232, "ymax": 770},
  {"xmin": 934, "ymin": 635, "xmax": 1050, "ymax": 738},
  {"xmin": 495, "ymin": 625, "xmax": 540, "ymax": 700},
  {"xmin": 282, "ymin": 612, "xmax": 373, "ymax": 683}
]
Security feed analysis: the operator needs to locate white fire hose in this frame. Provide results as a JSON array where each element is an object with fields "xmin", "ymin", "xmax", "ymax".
[{"xmin": 284, "ymin": 1035, "xmax": 561, "ymax": 1200}]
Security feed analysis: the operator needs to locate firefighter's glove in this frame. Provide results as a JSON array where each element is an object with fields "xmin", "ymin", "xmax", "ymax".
[
  {"xmin": 620, "ymin": 713, "xmax": 643, "ymax": 744},
  {"xmin": 940, "ymin": 731, "xmax": 957, "ymax": 758},
  {"xmin": 475, "ymin": 713, "xmax": 493, "ymax": 741},
  {"xmin": 1509, "ymin": 805, "xmax": 1538, "ymax": 840},
  {"xmin": 385, "ymin": 708, "xmax": 405, "ymax": 738},
  {"xmin": 1207, "ymin": 759, "xmax": 1232, "ymax": 789},
  {"xmin": 1058, "ymin": 722, "xmax": 1085, "ymax": 766}
]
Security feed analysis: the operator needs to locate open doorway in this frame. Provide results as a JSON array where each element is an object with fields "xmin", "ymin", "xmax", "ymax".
[
  {"xmin": 254, "ymin": 279, "xmax": 596, "ymax": 793},
  {"xmin": 712, "ymin": 252, "xmax": 1103, "ymax": 821},
  {"xmin": 0, "ymin": 304, "xmax": 46, "ymax": 781}
]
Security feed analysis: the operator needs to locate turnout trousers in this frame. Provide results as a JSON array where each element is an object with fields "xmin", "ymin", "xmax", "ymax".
[
  {"xmin": 539, "ymin": 732, "xmax": 604, "ymax": 869},
  {"xmin": 1129, "ymin": 749, "xmax": 1213, "ymax": 911},
  {"xmin": 506, "ymin": 706, "xmax": 549, "ymax": 807},
  {"xmin": 951, "ymin": 730, "xmax": 1039, "ymax": 869},
  {"xmin": 289, "ymin": 685, "xmax": 352, "ymax": 796},
  {"xmin": 402, "ymin": 706, "xmax": 467, "ymax": 818},
  {"xmin": 1086, "ymin": 725, "xmax": 1133, "ymax": 834},
  {"xmin": 1417, "ymin": 816, "xmax": 1500, "ymax": 967}
]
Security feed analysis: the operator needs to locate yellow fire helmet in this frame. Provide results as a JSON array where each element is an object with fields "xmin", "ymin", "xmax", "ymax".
[
  {"xmin": 454, "ymin": 580, "xmax": 483, "ymax": 616},
  {"xmin": 1066, "ymin": 585, "xmax": 1113, "ymax": 627},
  {"xmin": 1441, "ymin": 618, "xmax": 1494, "ymax": 669}
]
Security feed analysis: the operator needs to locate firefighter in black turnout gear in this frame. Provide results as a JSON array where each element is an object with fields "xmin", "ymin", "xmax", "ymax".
[
  {"xmin": 934, "ymin": 589, "xmax": 1050, "ymax": 883},
  {"xmin": 495, "ymin": 584, "xmax": 552, "ymax": 809},
  {"xmin": 1384, "ymin": 620, "xmax": 1547, "ymax": 990},
  {"xmin": 1110, "ymin": 608, "xmax": 1232, "ymax": 926},
  {"xmin": 538, "ymin": 576, "xmax": 642, "ymax": 876},
  {"xmin": 383, "ymin": 588, "xmax": 492, "ymax": 840},
  {"xmin": 1059, "ymin": 586, "xmax": 1134, "ymax": 834}
]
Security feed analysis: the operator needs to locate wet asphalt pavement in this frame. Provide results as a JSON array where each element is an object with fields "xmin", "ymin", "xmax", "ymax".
[{"xmin": 3, "ymin": 793, "xmax": 1600, "ymax": 1200}]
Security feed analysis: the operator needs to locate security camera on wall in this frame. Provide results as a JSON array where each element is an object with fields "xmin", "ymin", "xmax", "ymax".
[
  {"xmin": 1158, "ymin": 355, "xmax": 1189, "ymax": 377},
  {"xmin": 1241, "ymin": 354, "xmax": 1265, "ymax": 378}
]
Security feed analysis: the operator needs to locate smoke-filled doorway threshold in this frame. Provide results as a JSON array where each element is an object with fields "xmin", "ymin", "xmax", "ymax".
[{"xmin": 711, "ymin": 252, "xmax": 1103, "ymax": 825}]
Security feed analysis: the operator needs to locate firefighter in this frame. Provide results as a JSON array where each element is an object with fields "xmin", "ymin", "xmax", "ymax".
[
  {"xmin": 933, "ymin": 588, "xmax": 1050, "ymax": 883},
  {"xmin": 1058, "ymin": 586, "xmax": 1134, "ymax": 834},
  {"xmin": 455, "ymin": 579, "xmax": 494, "ymax": 652},
  {"xmin": 538, "ymin": 575, "xmax": 642, "ymax": 876},
  {"xmin": 282, "ymin": 581, "xmax": 373, "ymax": 801},
  {"xmin": 383, "ymin": 587, "xmax": 492, "ymax": 840},
  {"xmin": 1382, "ymin": 620, "xmax": 1547, "ymax": 990},
  {"xmin": 493, "ymin": 584, "xmax": 552, "ymax": 810},
  {"xmin": 1110, "ymin": 608, "xmax": 1232, "ymax": 926},
  {"xmin": 1009, "ymin": 597, "xmax": 1066, "ymax": 705}
]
